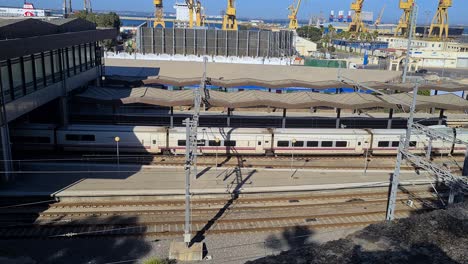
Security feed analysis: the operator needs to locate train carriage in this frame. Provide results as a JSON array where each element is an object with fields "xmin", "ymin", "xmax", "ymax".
[
  {"xmin": 166, "ymin": 127, "xmax": 272, "ymax": 155},
  {"xmin": 370, "ymin": 129, "xmax": 428, "ymax": 155},
  {"xmin": 11, "ymin": 123, "xmax": 57, "ymax": 151},
  {"xmin": 56, "ymin": 125, "xmax": 167, "ymax": 153},
  {"xmin": 271, "ymin": 129, "xmax": 371, "ymax": 155}
]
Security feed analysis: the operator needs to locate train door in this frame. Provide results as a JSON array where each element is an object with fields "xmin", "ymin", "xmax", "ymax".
[
  {"xmin": 356, "ymin": 137, "xmax": 364, "ymax": 153},
  {"xmin": 256, "ymin": 136, "xmax": 264, "ymax": 154},
  {"xmin": 151, "ymin": 134, "xmax": 159, "ymax": 153}
]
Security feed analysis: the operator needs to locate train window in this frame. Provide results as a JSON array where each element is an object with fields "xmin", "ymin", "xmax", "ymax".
[
  {"xmin": 392, "ymin": 141, "xmax": 400, "ymax": 147},
  {"xmin": 152, "ymin": 140, "xmax": 157, "ymax": 145},
  {"xmin": 177, "ymin": 140, "xmax": 186, "ymax": 146},
  {"xmin": 197, "ymin": 140, "xmax": 206, "ymax": 146},
  {"xmin": 224, "ymin": 140, "xmax": 237, "ymax": 147},
  {"xmin": 66, "ymin": 134, "xmax": 95, "ymax": 141},
  {"xmin": 209, "ymin": 140, "xmax": 221, "ymax": 146},
  {"xmin": 11, "ymin": 136, "xmax": 50, "ymax": 144},
  {"xmin": 292, "ymin": 141, "xmax": 304, "ymax": 147},
  {"xmin": 358, "ymin": 142, "xmax": 362, "ymax": 146},
  {"xmin": 277, "ymin": 141, "xmax": 289, "ymax": 147},
  {"xmin": 336, "ymin": 141, "xmax": 347, "ymax": 147},
  {"xmin": 307, "ymin": 141, "xmax": 319, "ymax": 147},
  {"xmin": 410, "ymin": 141, "xmax": 417, "ymax": 147},
  {"xmin": 378, "ymin": 141, "xmax": 390, "ymax": 147},
  {"xmin": 258, "ymin": 141, "xmax": 262, "ymax": 146},
  {"xmin": 322, "ymin": 141, "xmax": 333, "ymax": 147}
]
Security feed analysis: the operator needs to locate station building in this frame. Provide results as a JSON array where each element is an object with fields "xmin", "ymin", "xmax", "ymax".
[{"xmin": 0, "ymin": 18, "xmax": 117, "ymax": 182}]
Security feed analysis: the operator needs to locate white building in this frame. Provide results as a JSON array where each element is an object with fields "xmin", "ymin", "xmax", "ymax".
[{"xmin": 378, "ymin": 36, "xmax": 468, "ymax": 69}]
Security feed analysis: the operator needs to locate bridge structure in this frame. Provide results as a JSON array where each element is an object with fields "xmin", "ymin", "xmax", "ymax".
[{"xmin": 0, "ymin": 18, "xmax": 117, "ymax": 182}]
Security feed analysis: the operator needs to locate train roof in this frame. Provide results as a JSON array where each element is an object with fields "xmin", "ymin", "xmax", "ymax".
[
  {"xmin": 58, "ymin": 125, "xmax": 167, "ymax": 133},
  {"xmin": 169, "ymin": 127, "xmax": 271, "ymax": 134},
  {"xmin": 274, "ymin": 128, "xmax": 369, "ymax": 135}
]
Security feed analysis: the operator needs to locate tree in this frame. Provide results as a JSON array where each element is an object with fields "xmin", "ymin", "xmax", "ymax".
[
  {"xmin": 296, "ymin": 26, "xmax": 322, "ymax": 42},
  {"xmin": 71, "ymin": 11, "xmax": 121, "ymax": 51}
]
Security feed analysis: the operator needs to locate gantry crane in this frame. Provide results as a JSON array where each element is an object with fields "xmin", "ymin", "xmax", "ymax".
[
  {"xmin": 195, "ymin": 1, "xmax": 204, "ymax": 27},
  {"xmin": 153, "ymin": 0, "xmax": 165, "ymax": 28},
  {"xmin": 374, "ymin": 4, "xmax": 385, "ymax": 26},
  {"xmin": 288, "ymin": 0, "xmax": 302, "ymax": 30},
  {"xmin": 395, "ymin": 0, "xmax": 415, "ymax": 37},
  {"xmin": 348, "ymin": 0, "xmax": 367, "ymax": 34},
  {"xmin": 222, "ymin": 0, "xmax": 238, "ymax": 31},
  {"xmin": 429, "ymin": 0, "xmax": 452, "ymax": 39},
  {"xmin": 185, "ymin": 0, "xmax": 203, "ymax": 28}
]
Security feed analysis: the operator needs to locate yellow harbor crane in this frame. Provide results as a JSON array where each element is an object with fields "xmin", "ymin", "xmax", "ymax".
[
  {"xmin": 195, "ymin": 1, "xmax": 204, "ymax": 27},
  {"xmin": 429, "ymin": 0, "xmax": 452, "ymax": 39},
  {"xmin": 374, "ymin": 4, "xmax": 385, "ymax": 26},
  {"xmin": 186, "ymin": 0, "xmax": 195, "ymax": 28},
  {"xmin": 153, "ymin": 0, "xmax": 165, "ymax": 28},
  {"xmin": 288, "ymin": 0, "xmax": 302, "ymax": 30},
  {"xmin": 185, "ymin": 0, "xmax": 204, "ymax": 28},
  {"xmin": 348, "ymin": 0, "xmax": 367, "ymax": 33},
  {"xmin": 395, "ymin": 0, "xmax": 414, "ymax": 37},
  {"xmin": 222, "ymin": 0, "xmax": 238, "ymax": 31}
]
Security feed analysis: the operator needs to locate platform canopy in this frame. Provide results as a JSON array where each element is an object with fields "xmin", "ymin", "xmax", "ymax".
[
  {"xmin": 78, "ymin": 86, "xmax": 468, "ymax": 111},
  {"xmin": 105, "ymin": 59, "xmax": 468, "ymax": 92}
]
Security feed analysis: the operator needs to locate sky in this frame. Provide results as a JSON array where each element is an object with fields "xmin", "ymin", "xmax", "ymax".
[{"xmin": 3, "ymin": 0, "xmax": 467, "ymax": 25}]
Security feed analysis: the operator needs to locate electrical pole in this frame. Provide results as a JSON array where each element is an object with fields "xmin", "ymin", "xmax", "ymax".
[{"xmin": 386, "ymin": 84, "xmax": 418, "ymax": 221}]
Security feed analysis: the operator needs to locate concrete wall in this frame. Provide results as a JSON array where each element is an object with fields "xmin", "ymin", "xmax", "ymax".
[{"xmin": 139, "ymin": 27, "xmax": 294, "ymax": 58}]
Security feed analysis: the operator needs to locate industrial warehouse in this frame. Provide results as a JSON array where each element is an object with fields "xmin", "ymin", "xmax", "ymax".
[{"xmin": 0, "ymin": 0, "xmax": 467, "ymax": 264}]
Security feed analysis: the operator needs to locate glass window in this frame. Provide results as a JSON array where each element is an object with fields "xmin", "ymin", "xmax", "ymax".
[
  {"xmin": 336, "ymin": 141, "xmax": 348, "ymax": 147},
  {"xmin": 74, "ymin": 46, "xmax": 81, "ymax": 72},
  {"xmin": 197, "ymin": 139, "xmax": 206, "ymax": 146},
  {"xmin": 23, "ymin": 57, "xmax": 34, "ymax": 93},
  {"xmin": 68, "ymin": 47, "xmax": 75, "ymax": 76},
  {"xmin": 277, "ymin": 141, "xmax": 289, "ymax": 147},
  {"xmin": 378, "ymin": 141, "xmax": 390, "ymax": 147},
  {"xmin": 307, "ymin": 141, "xmax": 319, "ymax": 147},
  {"xmin": 292, "ymin": 141, "xmax": 304, "ymax": 147},
  {"xmin": 177, "ymin": 140, "xmax": 186, "ymax": 146},
  {"xmin": 0, "ymin": 62, "xmax": 11, "ymax": 102},
  {"xmin": 322, "ymin": 141, "xmax": 333, "ymax": 147},
  {"xmin": 209, "ymin": 140, "xmax": 221, "ymax": 146},
  {"xmin": 11, "ymin": 136, "xmax": 50, "ymax": 144},
  {"xmin": 409, "ymin": 141, "xmax": 417, "ymax": 147},
  {"xmin": 53, "ymin": 50, "xmax": 61, "ymax": 82},
  {"xmin": 90, "ymin": 44, "xmax": 96, "ymax": 66},
  {"xmin": 392, "ymin": 141, "xmax": 400, "ymax": 147},
  {"xmin": 33, "ymin": 54, "xmax": 44, "ymax": 88},
  {"xmin": 224, "ymin": 141, "xmax": 237, "ymax": 147},
  {"xmin": 11, "ymin": 58, "xmax": 23, "ymax": 98},
  {"xmin": 86, "ymin": 44, "xmax": 92, "ymax": 68},
  {"xmin": 43, "ymin": 52, "xmax": 53, "ymax": 84},
  {"xmin": 80, "ymin": 45, "xmax": 86, "ymax": 70},
  {"xmin": 66, "ymin": 134, "xmax": 95, "ymax": 141}
]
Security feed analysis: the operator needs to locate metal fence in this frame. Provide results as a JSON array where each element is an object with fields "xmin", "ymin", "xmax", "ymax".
[{"xmin": 138, "ymin": 27, "xmax": 295, "ymax": 58}]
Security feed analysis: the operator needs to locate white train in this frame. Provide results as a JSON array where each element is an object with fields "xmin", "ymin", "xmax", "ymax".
[{"xmin": 10, "ymin": 124, "xmax": 468, "ymax": 156}]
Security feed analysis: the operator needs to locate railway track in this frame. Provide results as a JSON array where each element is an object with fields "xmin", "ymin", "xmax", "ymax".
[{"xmin": 0, "ymin": 187, "xmax": 445, "ymax": 240}]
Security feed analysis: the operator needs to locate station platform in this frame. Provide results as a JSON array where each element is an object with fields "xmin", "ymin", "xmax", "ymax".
[{"xmin": 0, "ymin": 162, "xmax": 434, "ymax": 198}]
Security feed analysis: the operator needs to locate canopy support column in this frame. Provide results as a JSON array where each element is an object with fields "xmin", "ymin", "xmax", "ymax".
[
  {"xmin": 336, "ymin": 108, "xmax": 341, "ymax": 129},
  {"xmin": 438, "ymin": 109, "xmax": 445, "ymax": 125},
  {"xmin": 387, "ymin": 108, "xmax": 394, "ymax": 129},
  {"xmin": 170, "ymin": 107, "xmax": 174, "ymax": 128},
  {"xmin": 227, "ymin": 108, "xmax": 232, "ymax": 127},
  {"xmin": 282, "ymin": 109, "xmax": 287, "ymax": 128}
]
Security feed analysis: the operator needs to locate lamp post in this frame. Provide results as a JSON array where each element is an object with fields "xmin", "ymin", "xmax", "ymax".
[
  {"xmin": 115, "ymin": 136, "xmax": 120, "ymax": 171},
  {"xmin": 215, "ymin": 137, "xmax": 220, "ymax": 170},
  {"xmin": 291, "ymin": 139, "xmax": 296, "ymax": 172}
]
